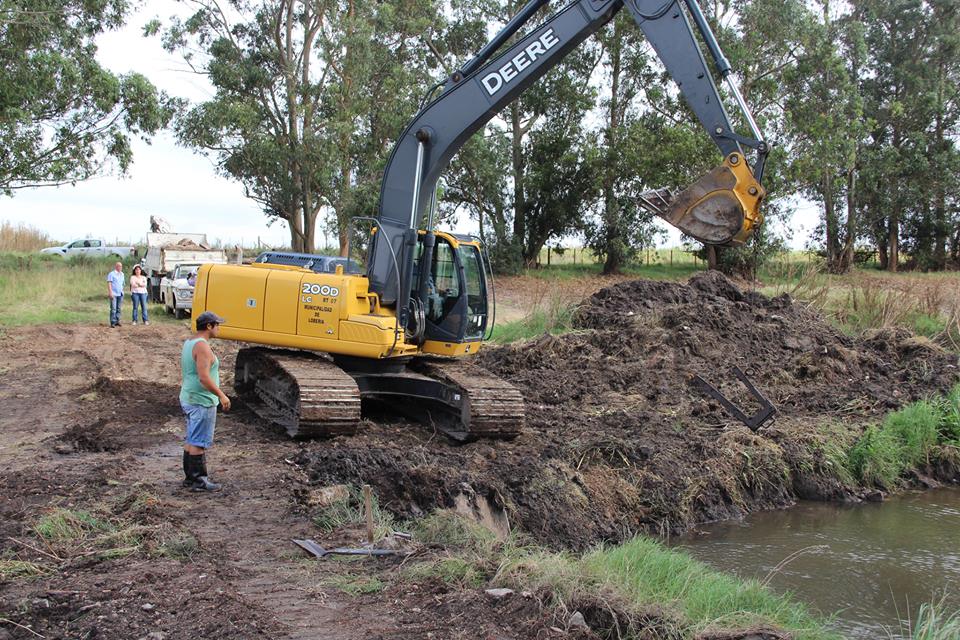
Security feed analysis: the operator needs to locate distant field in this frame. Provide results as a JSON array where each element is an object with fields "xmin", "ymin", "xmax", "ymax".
[
  {"xmin": 0, "ymin": 253, "xmax": 175, "ymax": 327},
  {"xmin": 1, "ymin": 249, "xmax": 957, "ymax": 351}
]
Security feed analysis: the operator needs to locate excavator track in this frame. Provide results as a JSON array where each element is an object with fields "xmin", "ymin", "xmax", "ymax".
[
  {"xmin": 409, "ymin": 359, "xmax": 525, "ymax": 441},
  {"xmin": 234, "ymin": 348, "xmax": 524, "ymax": 441},
  {"xmin": 234, "ymin": 348, "xmax": 361, "ymax": 438}
]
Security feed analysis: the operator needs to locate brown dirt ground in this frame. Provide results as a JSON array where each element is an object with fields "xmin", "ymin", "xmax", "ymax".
[
  {"xmin": 295, "ymin": 272, "xmax": 960, "ymax": 549},
  {"xmin": 0, "ymin": 324, "xmax": 574, "ymax": 640},
  {"xmin": 1, "ymin": 272, "xmax": 957, "ymax": 639}
]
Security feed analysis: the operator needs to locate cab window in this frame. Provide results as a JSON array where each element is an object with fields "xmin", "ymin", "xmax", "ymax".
[
  {"xmin": 426, "ymin": 240, "xmax": 460, "ymax": 323},
  {"xmin": 458, "ymin": 245, "xmax": 487, "ymax": 339}
]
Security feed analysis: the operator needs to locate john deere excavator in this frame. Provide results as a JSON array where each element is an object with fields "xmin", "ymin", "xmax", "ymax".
[{"xmin": 191, "ymin": 0, "xmax": 769, "ymax": 441}]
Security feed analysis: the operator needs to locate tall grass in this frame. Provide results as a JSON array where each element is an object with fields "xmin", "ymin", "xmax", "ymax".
[
  {"xmin": 847, "ymin": 385, "xmax": 960, "ymax": 489},
  {"xmin": 0, "ymin": 252, "xmax": 169, "ymax": 326},
  {"xmin": 908, "ymin": 601, "xmax": 960, "ymax": 640},
  {"xmin": 491, "ymin": 536, "xmax": 837, "ymax": 638},
  {"xmin": 757, "ymin": 263, "xmax": 960, "ymax": 348},
  {"xmin": 0, "ymin": 222, "xmax": 54, "ymax": 252},
  {"xmin": 398, "ymin": 508, "xmax": 835, "ymax": 637}
]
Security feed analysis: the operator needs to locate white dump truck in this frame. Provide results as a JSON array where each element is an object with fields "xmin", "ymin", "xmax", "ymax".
[{"xmin": 142, "ymin": 233, "xmax": 227, "ymax": 304}]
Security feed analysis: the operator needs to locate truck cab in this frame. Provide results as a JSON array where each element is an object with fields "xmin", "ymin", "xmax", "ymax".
[{"xmin": 161, "ymin": 263, "xmax": 202, "ymax": 319}]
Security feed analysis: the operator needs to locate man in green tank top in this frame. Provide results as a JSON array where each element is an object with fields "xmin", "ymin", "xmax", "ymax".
[{"xmin": 180, "ymin": 310, "xmax": 231, "ymax": 491}]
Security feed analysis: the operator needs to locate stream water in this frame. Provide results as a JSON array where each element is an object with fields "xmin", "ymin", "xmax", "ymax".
[{"xmin": 674, "ymin": 489, "xmax": 960, "ymax": 638}]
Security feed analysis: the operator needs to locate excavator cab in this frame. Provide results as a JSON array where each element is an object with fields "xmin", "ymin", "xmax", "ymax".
[{"xmin": 410, "ymin": 232, "xmax": 489, "ymax": 355}]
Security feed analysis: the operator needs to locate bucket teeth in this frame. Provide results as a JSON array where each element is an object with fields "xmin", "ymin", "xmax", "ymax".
[{"xmin": 639, "ymin": 154, "xmax": 765, "ymax": 246}]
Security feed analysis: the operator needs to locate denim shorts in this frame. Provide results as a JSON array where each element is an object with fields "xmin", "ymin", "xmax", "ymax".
[{"xmin": 181, "ymin": 401, "xmax": 217, "ymax": 449}]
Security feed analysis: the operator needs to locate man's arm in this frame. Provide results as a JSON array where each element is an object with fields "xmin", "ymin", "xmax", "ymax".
[
  {"xmin": 193, "ymin": 341, "xmax": 231, "ymax": 411},
  {"xmin": 106, "ymin": 275, "xmax": 114, "ymax": 299}
]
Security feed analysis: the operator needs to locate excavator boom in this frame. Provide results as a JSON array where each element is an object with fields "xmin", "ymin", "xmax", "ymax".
[
  {"xmin": 368, "ymin": 0, "xmax": 769, "ymax": 328},
  {"xmin": 193, "ymin": 0, "xmax": 770, "ymax": 442}
]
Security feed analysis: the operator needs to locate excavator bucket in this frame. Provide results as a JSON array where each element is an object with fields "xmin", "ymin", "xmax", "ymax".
[{"xmin": 639, "ymin": 153, "xmax": 766, "ymax": 246}]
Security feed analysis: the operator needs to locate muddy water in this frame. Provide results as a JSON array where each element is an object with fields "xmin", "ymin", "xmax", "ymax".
[{"xmin": 674, "ymin": 489, "xmax": 960, "ymax": 638}]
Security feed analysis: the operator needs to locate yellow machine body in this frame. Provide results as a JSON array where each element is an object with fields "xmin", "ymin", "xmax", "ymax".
[{"xmin": 191, "ymin": 233, "xmax": 486, "ymax": 360}]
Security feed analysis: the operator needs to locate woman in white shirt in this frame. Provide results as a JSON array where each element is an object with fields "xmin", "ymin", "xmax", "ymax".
[{"xmin": 130, "ymin": 265, "xmax": 150, "ymax": 325}]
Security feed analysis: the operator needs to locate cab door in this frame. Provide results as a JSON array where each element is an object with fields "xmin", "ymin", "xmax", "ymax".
[{"xmin": 420, "ymin": 238, "xmax": 488, "ymax": 343}]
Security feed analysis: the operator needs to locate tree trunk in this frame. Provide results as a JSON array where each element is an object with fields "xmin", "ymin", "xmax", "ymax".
[
  {"xmin": 707, "ymin": 245, "xmax": 719, "ymax": 270},
  {"xmin": 933, "ymin": 62, "xmax": 947, "ymax": 270},
  {"xmin": 841, "ymin": 167, "xmax": 856, "ymax": 272},
  {"xmin": 289, "ymin": 212, "xmax": 305, "ymax": 252},
  {"xmin": 601, "ymin": 19, "xmax": 622, "ymax": 276},
  {"xmin": 823, "ymin": 173, "xmax": 841, "ymax": 271},
  {"xmin": 887, "ymin": 213, "xmax": 899, "ymax": 272}
]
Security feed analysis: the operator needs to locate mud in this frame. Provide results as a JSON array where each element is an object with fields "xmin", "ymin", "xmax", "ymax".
[
  {"xmin": 1, "ymin": 324, "xmax": 601, "ymax": 639},
  {"xmin": 295, "ymin": 272, "xmax": 959, "ymax": 548}
]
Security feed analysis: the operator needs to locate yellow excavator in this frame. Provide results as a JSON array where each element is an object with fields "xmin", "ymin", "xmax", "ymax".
[{"xmin": 191, "ymin": 0, "xmax": 768, "ymax": 441}]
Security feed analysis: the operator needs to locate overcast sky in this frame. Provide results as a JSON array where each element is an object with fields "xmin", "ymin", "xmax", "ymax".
[{"xmin": 1, "ymin": 2, "xmax": 817, "ymax": 249}]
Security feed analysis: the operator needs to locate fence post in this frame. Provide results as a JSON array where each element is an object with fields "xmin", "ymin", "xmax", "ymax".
[
  {"xmin": 547, "ymin": 246, "xmax": 551, "ymax": 267},
  {"xmin": 670, "ymin": 248, "xmax": 673, "ymax": 266}
]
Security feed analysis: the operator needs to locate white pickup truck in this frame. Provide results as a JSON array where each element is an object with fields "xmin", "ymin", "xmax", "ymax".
[
  {"xmin": 160, "ymin": 262, "xmax": 201, "ymax": 319},
  {"xmin": 40, "ymin": 238, "xmax": 136, "ymax": 258}
]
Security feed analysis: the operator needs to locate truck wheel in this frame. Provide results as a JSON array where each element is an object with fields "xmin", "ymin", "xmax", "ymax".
[{"xmin": 172, "ymin": 296, "xmax": 187, "ymax": 319}]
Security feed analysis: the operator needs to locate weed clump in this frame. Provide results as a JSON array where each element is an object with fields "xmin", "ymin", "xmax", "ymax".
[{"xmin": 847, "ymin": 384, "xmax": 960, "ymax": 489}]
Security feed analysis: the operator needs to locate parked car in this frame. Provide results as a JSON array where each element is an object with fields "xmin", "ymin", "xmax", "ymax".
[
  {"xmin": 160, "ymin": 263, "xmax": 202, "ymax": 319},
  {"xmin": 40, "ymin": 238, "xmax": 136, "ymax": 258}
]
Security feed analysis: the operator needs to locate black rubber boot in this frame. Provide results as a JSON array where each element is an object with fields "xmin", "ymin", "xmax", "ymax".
[
  {"xmin": 182, "ymin": 451, "xmax": 193, "ymax": 488},
  {"xmin": 191, "ymin": 454, "xmax": 221, "ymax": 492}
]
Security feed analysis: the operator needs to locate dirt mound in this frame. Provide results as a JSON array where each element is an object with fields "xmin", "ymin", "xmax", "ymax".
[{"xmin": 294, "ymin": 273, "xmax": 959, "ymax": 549}]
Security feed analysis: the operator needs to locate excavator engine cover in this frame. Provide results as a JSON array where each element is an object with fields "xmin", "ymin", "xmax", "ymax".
[{"xmin": 640, "ymin": 153, "xmax": 765, "ymax": 246}]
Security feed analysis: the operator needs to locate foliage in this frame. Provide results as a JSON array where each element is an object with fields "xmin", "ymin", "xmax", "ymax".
[
  {"xmin": 158, "ymin": 0, "xmax": 442, "ymax": 253},
  {"xmin": 443, "ymin": 0, "xmax": 601, "ymax": 272},
  {"xmin": 847, "ymin": 385, "xmax": 960, "ymax": 488},
  {"xmin": 0, "ymin": 0, "xmax": 175, "ymax": 193},
  {"xmin": 908, "ymin": 601, "xmax": 960, "ymax": 640}
]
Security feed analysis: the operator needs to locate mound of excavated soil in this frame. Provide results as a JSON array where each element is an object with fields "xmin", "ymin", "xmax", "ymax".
[{"xmin": 295, "ymin": 272, "xmax": 959, "ymax": 549}]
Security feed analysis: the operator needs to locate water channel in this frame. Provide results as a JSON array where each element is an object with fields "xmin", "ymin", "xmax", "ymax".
[{"xmin": 674, "ymin": 488, "xmax": 960, "ymax": 638}]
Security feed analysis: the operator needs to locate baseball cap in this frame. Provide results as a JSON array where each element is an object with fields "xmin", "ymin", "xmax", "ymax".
[{"xmin": 196, "ymin": 310, "xmax": 226, "ymax": 330}]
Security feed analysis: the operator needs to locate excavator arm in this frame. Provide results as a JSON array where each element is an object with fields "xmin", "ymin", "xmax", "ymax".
[{"xmin": 368, "ymin": 0, "xmax": 768, "ymax": 325}]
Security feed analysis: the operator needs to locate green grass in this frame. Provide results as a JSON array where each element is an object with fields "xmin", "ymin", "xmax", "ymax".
[
  {"xmin": 0, "ymin": 555, "xmax": 50, "ymax": 581},
  {"xmin": 311, "ymin": 485, "xmax": 398, "ymax": 539},
  {"xmin": 490, "ymin": 307, "xmax": 576, "ymax": 343},
  {"xmin": 325, "ymin": 573, "xmax": 386, "ymax": 595},
  {"xmin": 0, "ymin": 252, "xmax": 175, "ymax": 327},
  {"xmin": 846, "ymin": 384, "xmax": 960, "ymax": 489},
  {"xmin": 909, "ymin": 601, "xmax": 960, "ymax": 640},
  {"xmin": 33, "ymin": 507, "xmax": 146, "ymax": 559},
  {"xmin": 491, "ymin": 536, "xmax": 837, "ymax": 638},
  {"xmin": 525, "ymin": 260, "xmax": 703, "ymax": 281},
  {"xmin": 397, "ymin": 509, "xmax": 835, "ymax": 638}
]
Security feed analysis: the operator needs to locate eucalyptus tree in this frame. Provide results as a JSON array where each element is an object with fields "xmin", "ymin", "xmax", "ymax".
[
  {"xmin": 158, "ymin": 0, "xmax": 442, "ymax": 253},
  {"xmin": 0, "ymin": 0, "xmax": 174, "ymax": 194}
]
